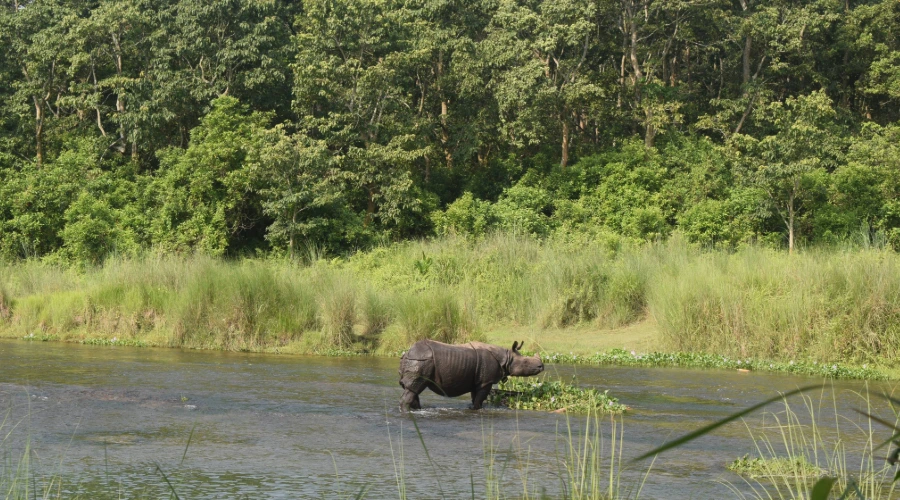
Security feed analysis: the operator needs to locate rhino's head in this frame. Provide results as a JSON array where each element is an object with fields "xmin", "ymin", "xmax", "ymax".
[{"xmin": 507, "ymin": 341, "xmax": 544, "ymax": 377}]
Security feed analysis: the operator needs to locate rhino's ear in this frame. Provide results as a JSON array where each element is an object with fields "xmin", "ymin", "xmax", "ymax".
[{"xmin": 511, "ymin": 341, "xmax": 521, "ymax": 353}]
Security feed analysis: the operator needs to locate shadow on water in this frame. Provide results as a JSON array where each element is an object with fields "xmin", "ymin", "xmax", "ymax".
[{"xmin": 0, "ymin": 338, "xmax": 898, "ymax": 499}]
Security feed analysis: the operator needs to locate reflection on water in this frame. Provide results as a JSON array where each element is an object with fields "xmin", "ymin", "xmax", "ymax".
[{"xmin": 0, "ymin": 339, "xmax": 896, "ymax": 499}]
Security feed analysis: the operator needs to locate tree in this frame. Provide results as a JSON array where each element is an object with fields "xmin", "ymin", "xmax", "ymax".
[
  {"xmin": 250, "ymin": 126, "xmax": 349, "ymax": 258},
  {"xmin": 484, "ymin": 0, "xmax": 606, "ymax": 167},
  {"xmin": 0, "ymin": 0, "xmax": 77, "ymax": 165},
  {"xmin": 149, "ymin": 96, "xmax": 269, "ymax": 255},
  {"xmin": 732, "ymin": 90, "xmax": 843, "ymax": 253},
  {"xmin": 293, "ymin": 0, "xmax": 428, "ymax": 228}
]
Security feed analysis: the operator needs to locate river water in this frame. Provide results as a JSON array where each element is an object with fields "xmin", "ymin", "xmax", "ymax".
[{"xmin": 0, "ymin": 339, "xmax": 897, "ymax": 499}]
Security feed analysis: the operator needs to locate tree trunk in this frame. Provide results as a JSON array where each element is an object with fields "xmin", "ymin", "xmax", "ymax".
[
  {"xmin": 441, "ymin": 99, "xmax": 452, "ymax": 170},
  {"xmin": 560, "ymin": 119, "xmax": 569, "ymax": 168},
  {"xmin": 34, "ymin": 97, "xmax": 44, "ymax": 166},
  {"xmin": 437, "ymin": 51, "xmax": 452, "ymax": 170},
  {"xmin": 290, "ymin": 211, "xmax": 298, "ymax": 259},
  {"xmin": 788, "ymin": 214, "xmax": 794, "ymax": 254},
  {"xmin": 365, "ymin": 187, "xmax": 376, "ymax": 227},
  {"xmin": 739, "ymin": 0, "xmax": 751, "ymax": 87},
  {"xmin": 787, "ymin": 190, "xmax": 795, "ymax": 254},
  {"xmin": 625, "ymin": 0, "xmax": 655, "ymax": 148},
  {"xmin": 742, "ymin": 35, "xmax": 752, "ymax": 86},
  {"xmin": 644, "ymin": 109, "xmax": 655, "ymax": 148}
]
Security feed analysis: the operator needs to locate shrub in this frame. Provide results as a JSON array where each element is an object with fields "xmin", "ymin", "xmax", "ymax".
[{"xmin": 432, "ymin": 192, "xmax": 496, "ymax": 238}]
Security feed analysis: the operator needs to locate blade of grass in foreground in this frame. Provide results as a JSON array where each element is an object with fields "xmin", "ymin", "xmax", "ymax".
[
  {"xmin": 631, "ymin": 385, "xmax": 820, "ymax": 462},
  {"xmin": 410, "ymin": 413, "xmax": 446, "ymax": 500}
]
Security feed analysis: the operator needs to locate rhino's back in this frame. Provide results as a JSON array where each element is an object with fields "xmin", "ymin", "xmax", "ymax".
[
  {"xmin": 430, "ymin": 341, "xmax": 481, "ymax": 396},
  {"xmin": 405, "ymin": 340, "xmax": 485, "ymax": 397}
]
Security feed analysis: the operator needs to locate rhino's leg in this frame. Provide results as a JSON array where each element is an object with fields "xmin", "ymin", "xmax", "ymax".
[
  {"xmin": 470, "ymin": 385, "xmax": 493, "ymax": 410},
  {"xmin": 399, "ymin": 371, "xmax": 427, "ymax": 411},
  {"xmin": 400, "ymin": 389, "xmax": 422, "ymax": 410}
]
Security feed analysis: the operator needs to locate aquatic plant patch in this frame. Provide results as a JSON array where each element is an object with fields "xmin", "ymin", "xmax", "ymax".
[
  {"xmin": 541, "ymin": 348, "xmax": 889, "ymax": 380},
  {"xmin": 21, "ymin": 333, "xmax": 59, "ymax": 342},
  {"xmin": 727, "ymin": 454, "xmax": 826, "ymax": 479},
  {"xmin": 489, "ymin": 376, "xmax": 627, "ymax": 414},
  {"xmin": 80, "ymin": 337, "xmax": 149, "ymax": 347}
]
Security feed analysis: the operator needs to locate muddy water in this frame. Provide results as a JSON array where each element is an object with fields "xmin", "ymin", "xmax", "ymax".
[{"xmin": 0, "ymin": 339, "xmax": 897, "ymax": 499}]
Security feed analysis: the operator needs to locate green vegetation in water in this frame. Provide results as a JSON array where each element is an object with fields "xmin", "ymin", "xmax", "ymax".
[
  {"xmin": 542, "ymin": 348, "xmax": 889, "ymax": 380},
  {"xmin": 489, "ymin": 376, "xmax": 627, "ymax": 414},
  {"xmin": 727, "ymin": 454, "xmax": 825, "ymax": 480},
  {"xmin": 635, "ymin": 385, "xmax": 900, "ymax": 499},
  {"xmin": 23, "ymin": 332, "xmax": 148, "ymax": 347}
]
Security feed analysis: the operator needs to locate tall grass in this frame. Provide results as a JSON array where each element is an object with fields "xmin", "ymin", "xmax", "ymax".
[
  {"xmin": 1, "ymin": 407, "xmax": 63, "ymax": 500},
  {"xmin": 389, "ymin": 410, "xmax": 644, "ymax": 499},
  {"xmin": 650, "ymin": 246, "xmax": 900, "ymax": 363},
  {"xmin": 3, "ymin": 235, "xmax": 900, "ymax": 363},
  {"xmin": 721, "ymin": 389, "xmax": 900, "ymax": 499}
]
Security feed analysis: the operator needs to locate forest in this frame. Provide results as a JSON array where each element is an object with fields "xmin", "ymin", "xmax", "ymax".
[{"xmin": 1, "ymin": 0, "xmax": 899, "ymax": 263}]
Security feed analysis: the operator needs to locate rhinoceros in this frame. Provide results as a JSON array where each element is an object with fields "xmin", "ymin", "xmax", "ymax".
[{"xmin": 398, "ymin": 339, "xmax": 544, "ymax": 410}]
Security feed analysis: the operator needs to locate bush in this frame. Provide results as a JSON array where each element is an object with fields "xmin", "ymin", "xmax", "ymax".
[
  {"xmin": 493, "ymin": 184, "xmax": 554, "ymax": 237},
  {"xmin": 432, "ymin": 192, "xmax": 496, "ymax": 238},
  {"xmin": 59, "ymin": 193, "xmax": 136, "ymax": 265}
]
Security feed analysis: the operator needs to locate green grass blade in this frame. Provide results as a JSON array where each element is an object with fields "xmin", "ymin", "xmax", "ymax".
[
  {"xmin": 181, "ymin": 424, "xmax": 196, "ymax": 466},
  {"xmin": 631, "ymin": 385, "xmax": 819, "ymax": 462},
  {"xmin": 154, "ymin": 462, "xmax": 181, "ymax": 500},
  {"xmin": 353, "ymin": 484, "xmax": 369, "ymax": 499},
  {"xmin": 410, "ymin": 413, "xmax": 445, "ymax": 499},
  {"xmin": 810, "ymin": 477, "xmax": 836, "ymax": 500},
  {"xmin": 851, "ymin": 408, "xmax": 900, "ymax": 454}
]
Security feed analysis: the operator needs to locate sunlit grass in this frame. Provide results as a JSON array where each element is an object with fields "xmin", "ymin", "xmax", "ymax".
[{"xmin": 3, "ymin": 235, "xmax": 900, "ymax": 375}]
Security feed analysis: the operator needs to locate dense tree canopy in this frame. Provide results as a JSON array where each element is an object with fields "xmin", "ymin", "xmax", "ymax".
[{"xmin": 1, "ymin": 0, "xmax": 899, "ymax": 262}]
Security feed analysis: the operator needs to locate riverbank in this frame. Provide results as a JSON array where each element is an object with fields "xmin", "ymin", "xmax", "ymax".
[{"xmin": 2, "ymin": 235, "xmax": 899, "ymax": 379}]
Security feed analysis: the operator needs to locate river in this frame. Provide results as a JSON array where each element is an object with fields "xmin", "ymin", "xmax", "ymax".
[{"xmin": 0, "ymin": 339, "xmax": 897, "ymax": 499}]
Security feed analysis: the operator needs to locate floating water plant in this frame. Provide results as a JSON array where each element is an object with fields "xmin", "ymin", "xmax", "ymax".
[
  {"xmin": 541, "ymin": 348, "xmax": 889, "ymax": 380},
  {"xmin": 727, "ymin": 454, "xmax": 825, "ymax": 479},
  {"xmin": 489, "ymin": 376, "xmax": 627, "ymax": 414}
]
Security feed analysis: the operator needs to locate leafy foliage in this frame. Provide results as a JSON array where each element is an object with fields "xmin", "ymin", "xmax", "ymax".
[
  {"xmin": 490, "ymin": 376, "xmax": 627, "ymax": 414},
  {"xmin": 1, "ymin": 0, "xmax": 900, "ymax": 262}
]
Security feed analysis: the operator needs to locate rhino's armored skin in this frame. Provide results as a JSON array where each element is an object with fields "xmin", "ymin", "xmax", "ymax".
[{"xmin": 398, "ymin": 340, "xmax": 544, "ymax": 410}]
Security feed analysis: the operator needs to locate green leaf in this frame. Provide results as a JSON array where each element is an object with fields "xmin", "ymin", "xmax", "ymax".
[{"xmin": 810, "ymin": 477, "xmax": 836, "ymax": 500}]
